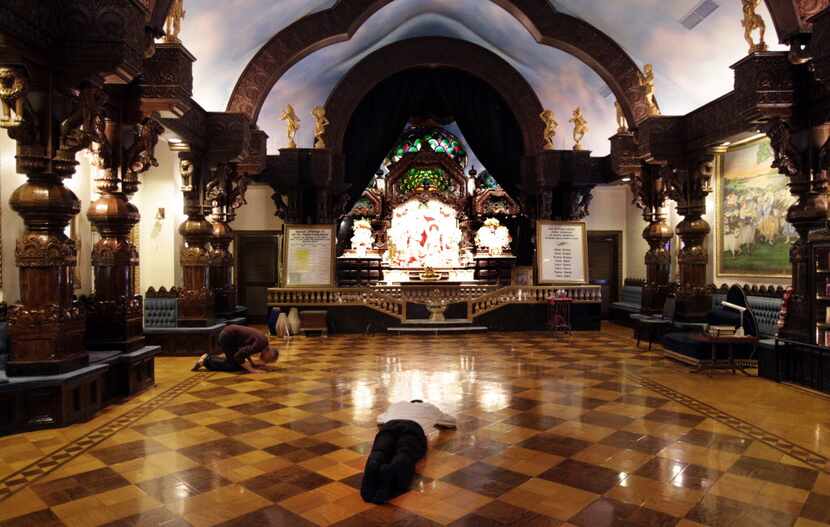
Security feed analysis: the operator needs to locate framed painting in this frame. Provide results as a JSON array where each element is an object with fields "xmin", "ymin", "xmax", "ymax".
[{"xmin": 716, "ymin": 136, "xmax": 795, "ymax": 278}]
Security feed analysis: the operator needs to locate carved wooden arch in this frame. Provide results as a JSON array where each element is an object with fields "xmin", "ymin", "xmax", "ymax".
[
  {"xmin": 764, "ymin": 0, "xmax": 830, "ymax": 41},
  {"xmin": 324, "ymin": 37, "xmax": 545, "ymax": 155},
  {"xmin": 226, "ymin": 0, "xmax": 651, "ymax": 126}
]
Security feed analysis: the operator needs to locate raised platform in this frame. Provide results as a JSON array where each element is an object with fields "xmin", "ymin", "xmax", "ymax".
[{"xmin": 388, "ymin": 318, "xmax": 488, "ymax": 334}]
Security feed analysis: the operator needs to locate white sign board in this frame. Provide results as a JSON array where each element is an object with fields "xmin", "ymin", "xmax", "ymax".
[
  {"xmin": 283, "ymin": 225, "xmax": 336, "ymax": 287},
  {"xmin": 536, "ymin": 221, "xmax": 588, "ymax": 284}
]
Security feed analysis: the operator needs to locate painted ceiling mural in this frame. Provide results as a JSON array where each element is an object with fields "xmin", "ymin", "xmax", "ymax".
[{"xmin": 180, "ymin": 0, "xmax": 784, "ymax": 157}]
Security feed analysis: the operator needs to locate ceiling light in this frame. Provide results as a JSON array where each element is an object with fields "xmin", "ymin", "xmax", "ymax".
[{"xmin": 621, "ymin": 177, "xmax": 631, "ymax": 182}]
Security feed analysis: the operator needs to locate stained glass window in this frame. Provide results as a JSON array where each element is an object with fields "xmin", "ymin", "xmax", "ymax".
[
  {"xmin": 399, "ymin": 167, "xmax": 451, "ymax": 194},
  {"xmin": 388, "ymin": 127, "xmax": 468, "ymax": 168}
]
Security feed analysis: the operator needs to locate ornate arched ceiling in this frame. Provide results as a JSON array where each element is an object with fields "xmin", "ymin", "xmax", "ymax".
[{"xmin": 180, "ymin": 0, "xmax": 787, "ymax": 155}]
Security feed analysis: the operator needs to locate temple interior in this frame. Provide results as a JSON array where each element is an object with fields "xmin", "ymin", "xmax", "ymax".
[{"xmin": 2, "ymin": 1, "xmax": 830, "ymax": 526}]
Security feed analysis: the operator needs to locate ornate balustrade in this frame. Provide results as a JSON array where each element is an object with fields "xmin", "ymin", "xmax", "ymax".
[{"xmin": 267, "ymin": 284, "xmax": 601, "ymax": 321}]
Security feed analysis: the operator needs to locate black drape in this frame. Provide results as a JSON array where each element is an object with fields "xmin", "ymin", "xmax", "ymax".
[{"xmin": 342, "ymin": 68, "xmax": 525, "ymax": 202}]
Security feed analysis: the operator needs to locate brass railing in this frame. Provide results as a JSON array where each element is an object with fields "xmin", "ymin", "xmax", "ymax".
[{"xmin": 268, "ymin": 284, "xmax": 601, "ymax": 321}]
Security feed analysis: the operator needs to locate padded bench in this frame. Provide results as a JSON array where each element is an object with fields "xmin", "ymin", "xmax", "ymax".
[
  {"xmin": 143, "ymin": 295, "xmax": 225, "ymax": 356},
  {"xmin": 611, "ymin": 284, "xmax": 643, "ymax": 325}
]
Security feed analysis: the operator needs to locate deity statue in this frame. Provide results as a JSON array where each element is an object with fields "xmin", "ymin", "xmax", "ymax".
[
  {"xmin": 350, "ymin": 218, "xmax": 375, "ymax": 257},
  {"xmin": 312, "ymin": 105, "xmax": 329, "ymax": 149},
  {"xmin": 540, "ymin": 109, "xmax": 558, "ymax": 150},
  {"xmin": 615, "ymin": 101, "xmax": 628, "ymax": 133},
  {"xmin": 741, "ymin": 0, "xmax": 767, "ymax": 54},
  {"xmin": 280, "ymin": 104, "xmax": 300, "ymax": 149},
  {"xmin": 569, "ymin": 107, "xmax": 588, "ymax": 151},
  {"xmin": 640, "ymin": 64, "xmax": 661, "ymax": 117},
  {"xmin": 475, "ymin": 218, "xmax": 512, "ymax": 256},
  {"xmin": 164, "ymin": 0, "xmax": 186, "ymax": 43}
]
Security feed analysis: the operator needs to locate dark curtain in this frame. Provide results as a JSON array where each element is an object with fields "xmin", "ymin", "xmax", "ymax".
[{"xmin": 342, "ymin": 68, "xmax": 525, "ymax": 202}]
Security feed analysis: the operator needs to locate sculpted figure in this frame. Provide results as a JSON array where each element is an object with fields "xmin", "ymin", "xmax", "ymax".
[
  {"xmin": 539, "ymin": 109, "xmax": 558, "ymax": 150},
  {"xmin": 615, "ymin": 101, "xmax": 628, "ymax": 133},
  {"xmin": 640, "ymin": 64, "xmax": 661, "ymax": 117},
  {"xmin": 312, "ymin": 106, "xmax": 329, "ymax": 149},
  {"xmin": 60, "ymin": 83, "xmax": 107, "ymax": 153},
  {"xmin": 165, "ymin": 0, "xmax": 186, "ymax": 43},
  {"xmin": 741, "ymin": 0, "xmax": 767, "ymax": 54},
  {"xmin": 569, "ymin": 107, "xmax": 588, "ymax": 151},
  {"xmin": 280, "ymin": 104, "xmax": 300, "ymax": 148},
  {"xmin": 0, "ymin": 67, "xmax": 30, "ymax": 128}
]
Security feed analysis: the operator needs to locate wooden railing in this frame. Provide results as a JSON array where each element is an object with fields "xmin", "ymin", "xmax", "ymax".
[{"xmin": 267, "ymin": 285, "xmax": 601, "ymax": 321}]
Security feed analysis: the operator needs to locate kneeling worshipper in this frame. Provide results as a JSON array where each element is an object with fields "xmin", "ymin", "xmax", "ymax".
[
  {"xmin": 191, "ymin": 324, "xmax": 279, "ymax": 373},
  {"xmin": 361, "ymin": 399, "xmax": 457, "ymax": 504}
]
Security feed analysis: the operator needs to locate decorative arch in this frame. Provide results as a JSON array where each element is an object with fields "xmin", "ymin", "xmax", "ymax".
[
  {"xmin": 324, "ymin": 37, "xmax": 545, "ymax": 155},
  {"xmin": 764, "ymin": 0, "xmax": 829, "ymax": 41},
  {"xmin": 226, "ymin": 0, "xmax": 651, "ymax": 126}
]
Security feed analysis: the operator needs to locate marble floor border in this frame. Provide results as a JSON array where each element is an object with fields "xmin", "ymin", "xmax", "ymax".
[
  {"xmin": 630, "ymin": 373, "xmax": 830, "ymax": 474},
  {"xmin": 0, "ymin": 372, "xmax": 213, "ymax": 503}
]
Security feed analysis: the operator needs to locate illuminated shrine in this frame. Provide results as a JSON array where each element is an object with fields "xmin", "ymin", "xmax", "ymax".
[{"xmin": 339, "ymin": 125, "xmax": 519, "ymax": 284}]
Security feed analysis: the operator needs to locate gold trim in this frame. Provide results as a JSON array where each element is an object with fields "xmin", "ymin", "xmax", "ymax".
[
  {"xmin": 282, "ymin": 224, "xmax": 337, "ymax": 288},
  {"xmin": 536, "ymin": 220, "xmax": 589, "ymax": 285},
  {"xmin": 714, "ymin": 136, "xmax": 792, "ymax": 280}
]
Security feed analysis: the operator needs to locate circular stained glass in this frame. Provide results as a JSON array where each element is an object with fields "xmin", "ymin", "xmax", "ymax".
[{"xmin": 388, "ymin": 126, "xmax": 468, "ymax": 168}]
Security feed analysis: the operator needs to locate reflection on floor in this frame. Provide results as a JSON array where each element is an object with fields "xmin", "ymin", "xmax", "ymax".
[{"xmin": 1, "ymin": 324, "xmax": 830, "ymax": 526}]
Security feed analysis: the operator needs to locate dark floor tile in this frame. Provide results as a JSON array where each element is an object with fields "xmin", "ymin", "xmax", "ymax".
[
  {"xmin": 295, "ymin": 399, "xmax": 350, "ymax": 413},
  {"xmin": 801, "ymin": 492, "xmax": 830, "ymax": 523},
  {"xmin": 678, "ymin": 429, "xmax": 751, "ymax": 454},
  {"xmin": 332, "ymin": 505, "xmax": 441, "ymax": 527},
  {"xmin": 685, "ymin": 494, "xmax": 794, "ymax": 527},
  {"xmin": 728, "ymin": 456, "xmax": 818, "ymax": 490},
  {"xmin": 551, "ymin": 395, "xmax": 607, "ymax": 410},
  {"xmin": 30, "ymin": 467, "xmax": 130, "ymax": 506},
  {"xmin": 205, "ymin": 376, "xmax": 245, "ymax": 386},
  {"xmin": 189, "ymin": 386, "xmax": 237, "ymax": 399},
  {"xmin": 247, "ymin": 387, "xmax": 296, "ymax": 399},
  {"xmin": 131, "ymin": 417, "xmax": 198, "ymax": 437},
  {"xmin": 600, "ymin": 430, "xmax": 670, "ymax": 454},
  {"xmin": 281, "ymin": 415, "xmax": 345, "ymax": 435},
  {"xmin": 89, "ymin": 439, "xmax": 169, "ymax": 465},
  {"xmin": 137, "ymin": 467, "xmax": 230, "ymax": 503},
  {"xmin": 0, "ymin": 509, "xmax": 66, "ymax": 527},
  {"xmin": 177, "ymin": 438, "xmax": 254, "ymax": 464},
  {"xmin": 228, "ymin": 401, "xmax": 286, "ymax": 415},
  {"xmin": 677, "ymin": 463, "xmax": 723, "ymax": 491},
  {"xmin": 517, "ymin": 433, "xmax": 592, "ymax": 457},
  {"xmin": 507, "ymin": 397, "xmax": 542, "ymax": 411},
  {"xmin": 435, "ymin": 437, "xmax": 509, "ymax": 460},
  {"xmin": 214, "ymin": 505, "xmax": 316, "ymax": 527},
  {"xmin": 539, "ymin": 459, "xmax": 625, "ymax": 494},
  {"xmin": 450, "ymin": 500, "xmax": 560, "ymax": 526},
  {"xmin": 164, "ymin": 400, "xmax": 221, "ymax": 416},
  {"xmin": 570, "ymin": 497, "xmax": 678, "ymax": 527},
  {"xmin": 241, "ymin": 465, "xmax": 332, "ymax": 502},
  {"xmin": 264, "ymin": 438, "xmax": 339, "ymax": 462},
  {"xmin": 441, "ymin": 462, "xmax": 530, "ymax": 498},
  {"xmin": 578, "ymin": 411, "xmax": 634, "ymax": 429},
  {"xmin": 615, "ymin": 394, "xmax": 669, "ymax": 408},
  {"xmin": 207, "ymin": 416, "xmax": 272, "ymax": 436},
  {"xmin": 644, "ymin": 409, "xmax": 705, "ymax": 428},
  {"xmin": 504, "ymin": 413, "xmax": 564, "ymax": 432},
  {"xmin": 99, "ymin": 507, "xmax": 191, "ymax": 527}
]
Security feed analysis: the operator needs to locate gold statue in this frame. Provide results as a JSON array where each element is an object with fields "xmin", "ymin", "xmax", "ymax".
[
  {"xmin": 569, "ymin": 107, "xmax": 588, "ymax": 151},
  {"xmin": 741, "ymin": 0, "xmax": 767, "ymax": 54},
  {"xmin": 280, "ymin": 104, "xmax": 300, "ymax": 149},
  {"xmin": 540, "ymin": 109, "xmax": 558, "ymax": 150},
  {"xmin": 640, "ymin": 64, "xmax": 661, "ymax": 117},
  {"xmin": 615, "ymin": 101, "xmax": 628, "ymax": 133},
  {"xmin": 164, "ymin": 0, "xmax": 185, "ymax": 43},
  {"xmin": 312, "ymin": 106, "xmax": 329, "ymax": 149}
]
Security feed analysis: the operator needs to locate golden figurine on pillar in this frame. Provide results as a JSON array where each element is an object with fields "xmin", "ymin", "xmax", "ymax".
[
  {"xmin": 540, "ymin": 109, "xmax": 558, "ymax": 150},
  {"xmin": 615, "ymin": 101, "xmax": 628, "ymax": 133},
  {"xmin": 312, "ymin": 105, "xmax": 329, "ymax": 149},
  {"xmin": 570, "ymin": 107, "xmax": 587, "ymax": 151},
  {"xmin": 280, "ymin": 104, "xmax": 300, "ymax": 149},
  {"xmin": 640, "ymin": 64, "xmax": 661, "ymax": 117},
  {"xmin": 164, "ymin": 0, "xmax": 186, "ymax": 44},
  {"xmin": 741, "ymin": 0, "xmax": 767, "ymax": 54}
]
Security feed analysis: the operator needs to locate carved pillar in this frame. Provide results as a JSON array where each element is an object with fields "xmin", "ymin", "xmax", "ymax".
[
  {"xmin": 632, "ymin": 164, "xmax": 673, "ymax": 314},
  {"xmin": 1, "ymin": 67, "xmax": 88, "ymax": 375},
  {"xmin": 665, "ymin": 157, "xmax": 714, "ymax": 320},
  {"xmin": 209, "ymin": 218, "xmax": 235, "ymax": 316},
  {"xmin": 179, "ymin": 194, "xmax": 214, "ymax": 326}
]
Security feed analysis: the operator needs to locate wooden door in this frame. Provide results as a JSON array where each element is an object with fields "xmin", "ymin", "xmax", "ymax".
[
  {"xmin": 235, "ymin": 231, "xmax": 281, "ymax": 323},
  {"xmin": 587, "ymin": 231, "xmax": 621, "ymax": 318}
]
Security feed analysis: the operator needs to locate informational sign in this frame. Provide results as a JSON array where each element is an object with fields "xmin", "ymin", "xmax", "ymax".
[
  {"xmin": 283, "ymin": 224, "xmax": 336, "ymax": 287},
  {"xmin": 536, "ymin": 221, "xmax": 588, "ymax": 284}
]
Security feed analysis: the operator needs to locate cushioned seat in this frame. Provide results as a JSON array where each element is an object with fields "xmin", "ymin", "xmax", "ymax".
[
  {"xmin": 144, "ymin": 297, "xmax": 179, "ymax": 328},
  {"xmin": 611, "ymin": 285, "xmax": 643, "ymax": 324},
  {"xmin": 143, "ymin": 322, "xmax": 227, "ymax": 335}
]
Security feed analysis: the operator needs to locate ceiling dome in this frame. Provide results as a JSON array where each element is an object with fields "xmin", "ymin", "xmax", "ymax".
[{"xmin": 387, "ymin": 126, "xmax": 468, "ymax": 169}]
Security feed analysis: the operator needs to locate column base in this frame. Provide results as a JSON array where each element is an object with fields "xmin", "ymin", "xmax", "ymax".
[
  {"xmin": 178, "ymin": 289, "xmax": 214, "ymax": 327},
  {"xmin": 641, "ymin": 284, "xmax": 670, "ymax": 314},
  {"xmin": 7, "ymin": 304, "xmax": 88, "ymax": 377},
  {"xmin": 85, "ymin": 297, "xmax": 145, "ymax": 353},
  {"xmin": 675, "ymin": 292, "xmax": 712, "ymax": 322},
  {"xmin": 6, "ymin": 352, "xmax": 90, "ymax": 377}
]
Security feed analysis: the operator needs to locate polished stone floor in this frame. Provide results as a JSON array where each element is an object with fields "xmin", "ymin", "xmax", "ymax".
[{"xmin": 1, "ymin": 324, "xmax": 830, "ymax": 526}]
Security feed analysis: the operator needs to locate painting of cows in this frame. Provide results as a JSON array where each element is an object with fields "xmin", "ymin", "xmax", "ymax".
[{"xmin": 717, "ymin": 137, "xmax": 795, "ymax": 278}]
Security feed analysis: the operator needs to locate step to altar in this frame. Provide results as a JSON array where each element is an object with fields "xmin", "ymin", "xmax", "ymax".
[{"xmin": 388, "ymin": 319, "xmax": 488, "ymax": 333}]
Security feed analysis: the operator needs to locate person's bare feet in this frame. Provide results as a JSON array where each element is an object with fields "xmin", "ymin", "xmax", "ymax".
[{"xmin": 191, "ymin": 354, "xmax": 208, "ymax": 371}]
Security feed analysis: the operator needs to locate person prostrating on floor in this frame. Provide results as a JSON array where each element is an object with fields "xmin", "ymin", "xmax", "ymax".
[
  {"xmin": 361, "ymin": 399, "xmax": 456, "ymax": 504},
  {"xmin": 191, "ymin": 324, "xmax": 278, "ymax": 373}
]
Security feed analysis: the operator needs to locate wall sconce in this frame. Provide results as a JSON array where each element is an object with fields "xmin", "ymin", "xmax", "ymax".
[{"xmin": 156, "ymin": 207, "xmax": 165, "ymax": 220}]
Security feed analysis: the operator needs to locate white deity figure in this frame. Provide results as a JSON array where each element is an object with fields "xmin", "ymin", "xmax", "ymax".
[
  {"xmin": 475, "ymin": 218, "xmax": 512, "ymax": 256},
  {"xmin": 350, "ymin": 218, "xmax": 374, "ymax": 257}
]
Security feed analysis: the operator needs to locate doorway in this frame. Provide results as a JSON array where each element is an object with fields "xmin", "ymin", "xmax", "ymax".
[
  {"xmin": 234, "ymin": 231, "xmax": 281, "ymax": 323},
  {"xmin": 587, "ymin": 230, "xmax": 622, "ymax": 318}
]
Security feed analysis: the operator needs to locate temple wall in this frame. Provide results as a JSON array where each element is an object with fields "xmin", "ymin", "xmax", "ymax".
[
  {"xmin": 585, "ymin": 184, "xmax": 629, "ymax": 278},
  {"xmin": 623, "ymin": 186, "xmax": 650, "ymax": 280},
  {"xmin": 230, "ymin": 184, "xmax": 282, "ymax": 232}
]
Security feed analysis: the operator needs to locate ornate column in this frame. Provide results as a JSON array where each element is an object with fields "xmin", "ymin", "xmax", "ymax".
[
  {"xmin": 178, "ymin": 154, "xmax": 214, "ymax": 326},
  {"xmin": 1, "ymin": 68, "xmax": 88, "ymax": 375},
  {"xmin": 632, "ymin": 164, "xmax": 673, "ymax": 314},
  {"xmin": 665, "ymin": 157, "xmax": 714, "ymax": 320}
]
